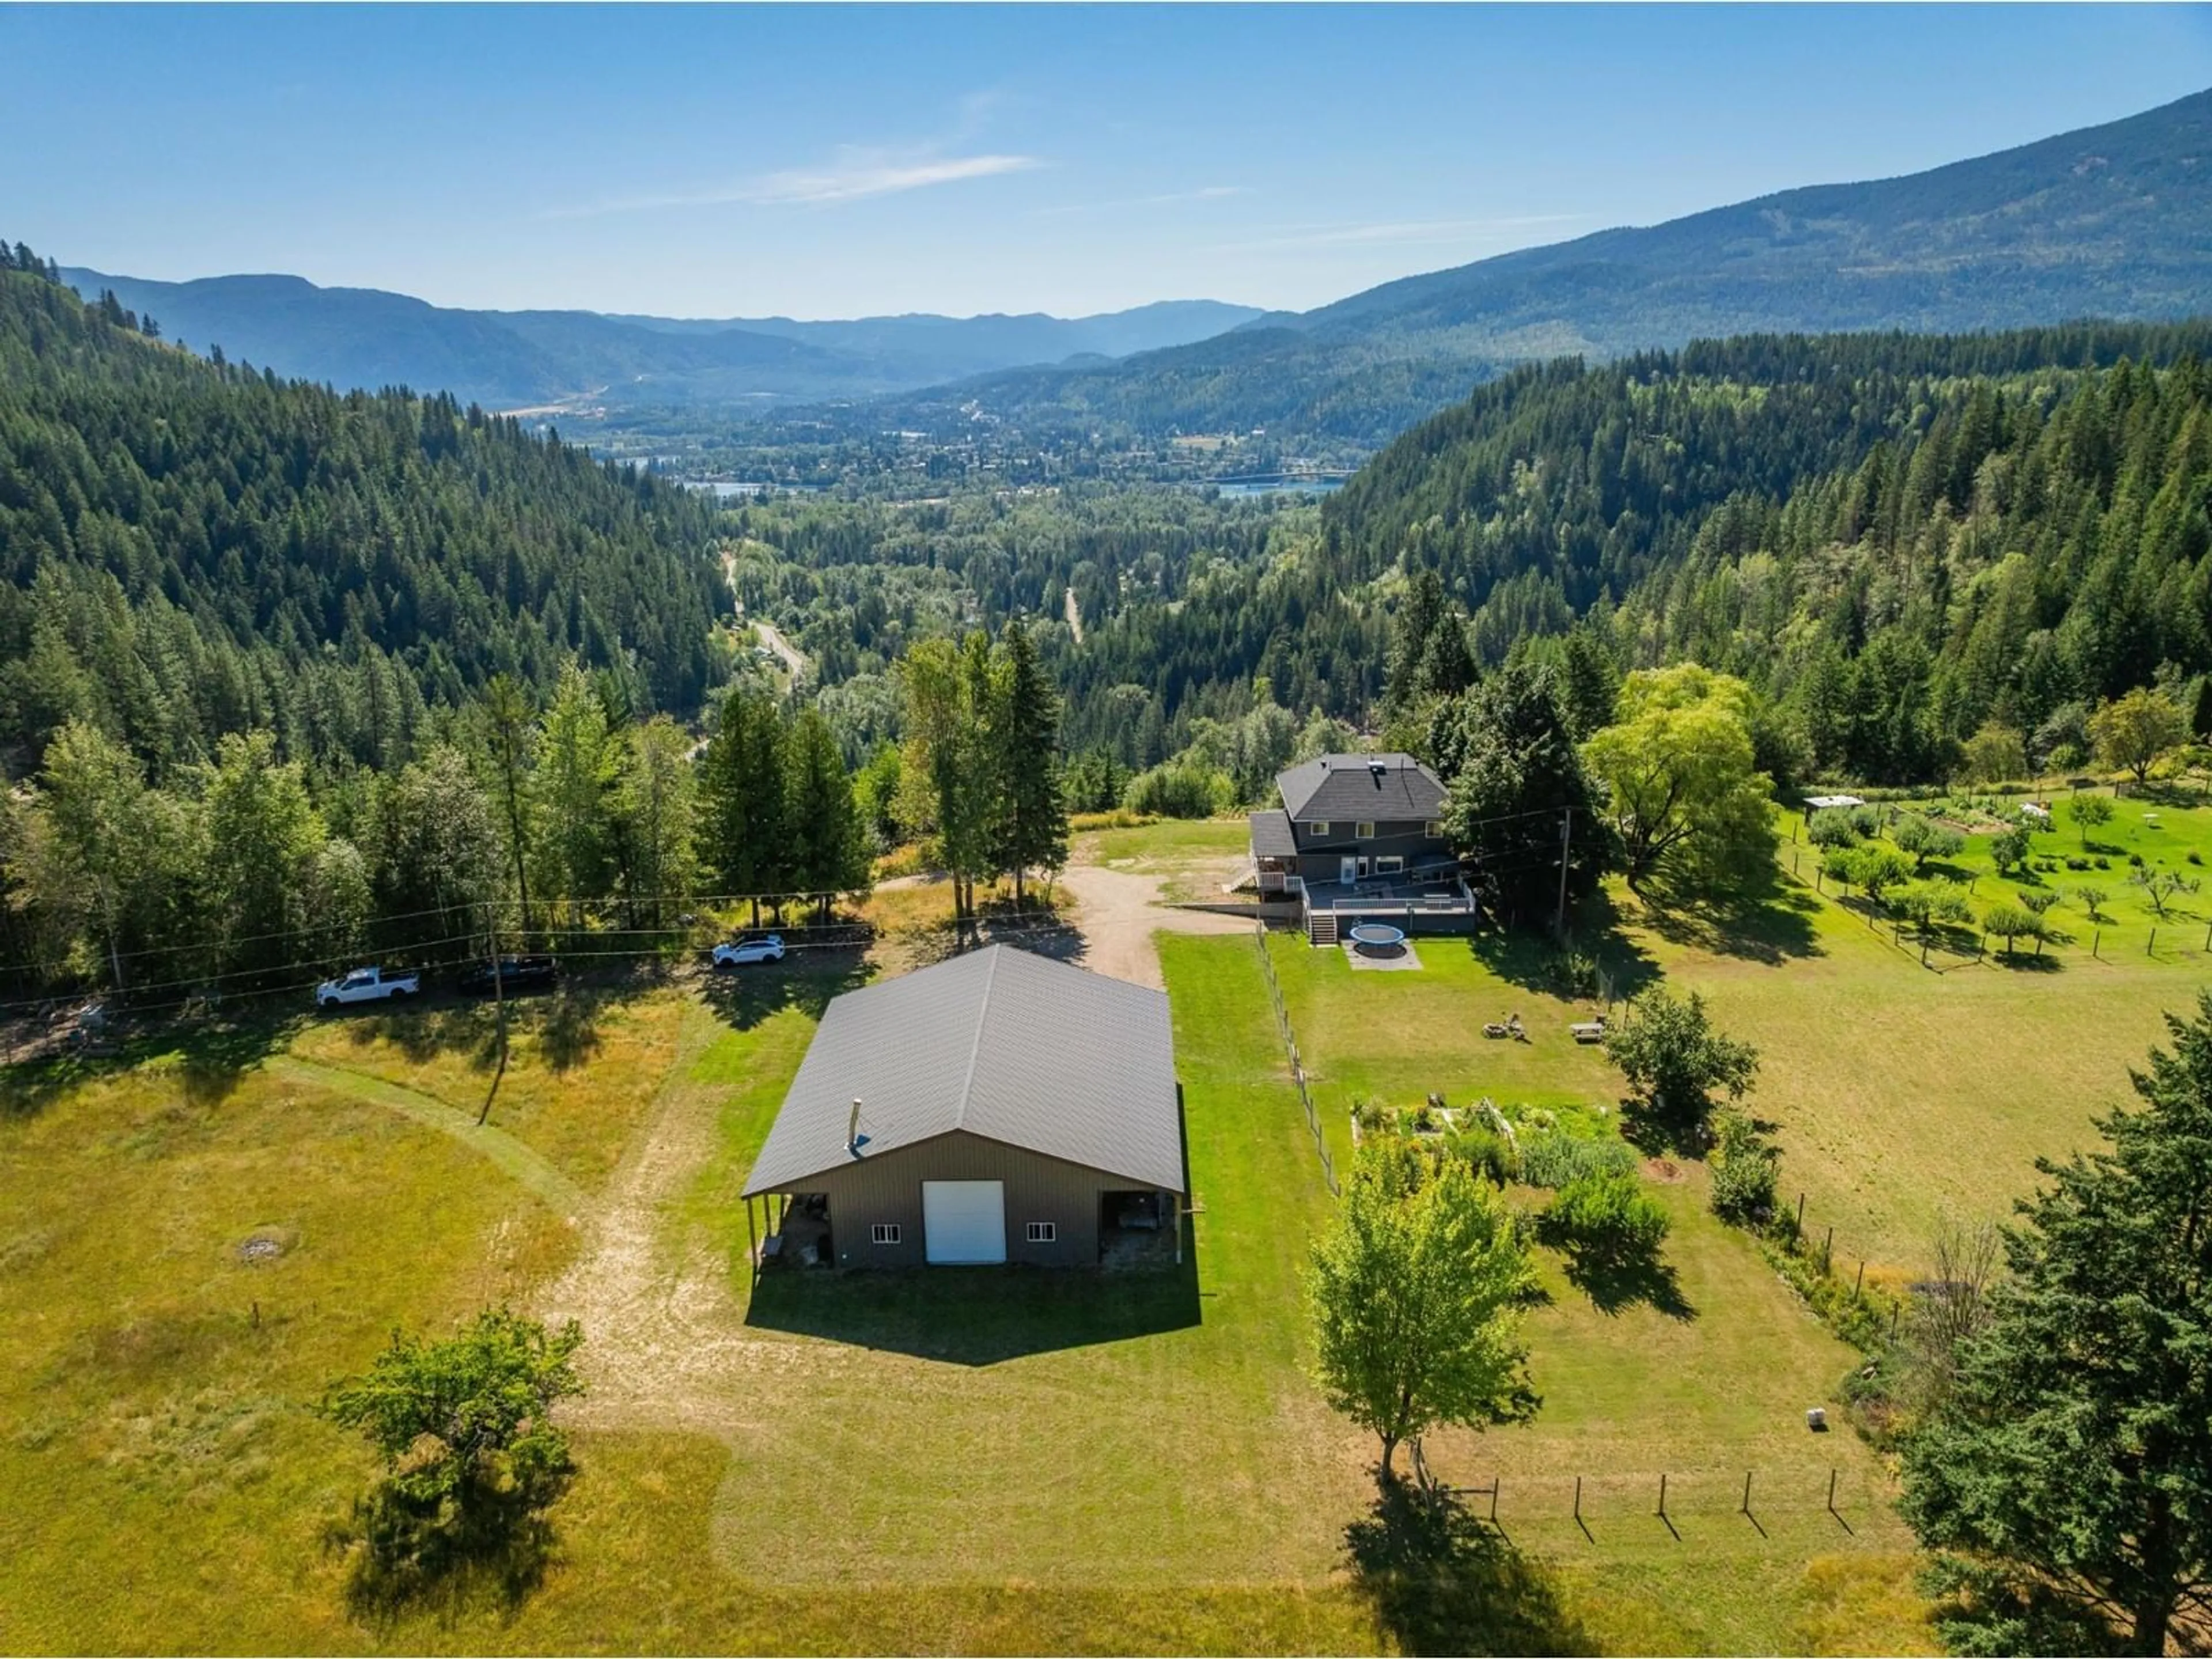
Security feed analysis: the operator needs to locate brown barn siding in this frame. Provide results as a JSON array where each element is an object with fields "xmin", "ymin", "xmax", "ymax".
[{"xmin": 781, "ymin": 1129, "xmax": 1173, "ymax": 1269}]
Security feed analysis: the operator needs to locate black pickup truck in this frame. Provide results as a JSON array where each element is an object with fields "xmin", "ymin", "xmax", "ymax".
[{"xmin": 455, "ymin": 955, "xmax": 559, "ymax": 995}]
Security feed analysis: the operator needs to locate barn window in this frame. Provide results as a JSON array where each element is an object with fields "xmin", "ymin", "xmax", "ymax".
[
  {"xmin": 1308, "ymin": 820, "xmax": 1330, "ymax": 838},
  {"xmin": 871, "ymin": 1223, "xmax": 901, "ymax": 1245},
  {"xmin": 1027, "ymin": 1221, "xmax": 1057, "ymax": 1243},
  {"xmin": 1425, "ymin": 820, "xmax": 1444, "ymax": 839},
  {"xmin": 1355, "ymin": 821, "xmax": 1375, "ymax": 840}
]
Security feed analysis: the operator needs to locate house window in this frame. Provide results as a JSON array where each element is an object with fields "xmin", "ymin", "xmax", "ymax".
[
  {"xmin": 1027, "ymin": 1221, "xmax": 1057, "ymax": 1244},
  {"xmin": 1425, "ymin": 820, "xmax": 1444, "ymax": 839},
  {"xmin": 1378, "ymin": 857, "xmax": 1404, "ymax": 874},
  {"xmin": 1308, "ymin": 820, "xmax": 1330, "ymax": 838},
  {"xmin": 1355, "ymin": 821, "xmax": 1375, "ymax": 840},
  {"xmin": 870, "ymin": 1223, "xmax": 901, "ymax": 1245}
]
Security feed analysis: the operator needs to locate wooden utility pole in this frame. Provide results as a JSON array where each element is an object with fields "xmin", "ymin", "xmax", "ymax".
[
  {"xmin": 1554, "ymin": 807, "xmax": 1573, "ymax": 941},
  {"xmin": 479, "ymin": 908, "xmax": 509, "ymax": 1126}
]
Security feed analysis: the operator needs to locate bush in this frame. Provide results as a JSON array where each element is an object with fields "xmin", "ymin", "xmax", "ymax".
[
  {"xmin": 1709, "ymin": 1110, "xmax": 1781, "ymax": 1226},
  {"xmin": 1448, "ymin": 1126, "xmax": 1520, "ymax": 1187},
  {"xmin": 1807, "ymin": 808, "xmax": 1861, "ymax": 850},
  {"xmin": 1123, "ymin": 762, "xmax": 1229, "ymax": 819},
  {"xmin": 1545, "ymin": 1170, "xmax": 1670, "ymax": 1261},
  {"xmin": 1520, "ymin": 1130, "xmax": 1639, "ymax": 1189},
  {"xmin": 1544, "ymin": 948, "xmax": 1600, "ymax": 998}
]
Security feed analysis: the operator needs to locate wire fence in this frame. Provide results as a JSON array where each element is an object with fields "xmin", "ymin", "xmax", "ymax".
[
  {"xmin": 1407, "ymin": 1451, "xmax": 1891, "ymax": 1541},
  {"xmin": 1252, "ymin": 919, "xmax": 1339, "ymax": 1196}
]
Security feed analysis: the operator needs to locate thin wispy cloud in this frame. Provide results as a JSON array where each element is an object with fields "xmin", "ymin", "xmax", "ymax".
[
  {"xmin": 541, "ymin": 94, "xmax": 1041, "ymax": 219},
  {"xmin": 1036, "ymin": 185, "xmax": 1249, "ymax": 219},
  {"xmin": 749, "ymin": 150, "xmax": 1041, "ymax": 206}
]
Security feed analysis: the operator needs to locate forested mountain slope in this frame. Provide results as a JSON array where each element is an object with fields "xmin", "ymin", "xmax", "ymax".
[
  {"xmin": 1328, "ymin": 321, "xmax": 2212, "ymax": 781},
  {"xmin": 971, "ymin": 320, "xmax": 2212, "ymax": 788},
  {"xmin": 58, "ymin": 266, "xmax": 1260, "ymax": 411},
  {"xmin": 0, "ymin": 257, "xmax": 728, "ymax": 778},
  {"xmin": 888, "ymin": 89, "xmax": 2212, "ymax": 445}
]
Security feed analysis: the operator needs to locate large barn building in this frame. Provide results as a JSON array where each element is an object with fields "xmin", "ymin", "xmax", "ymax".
[{"xmin": 741, "ymin": 945, "xmax": 1185, "ymax": 1269}]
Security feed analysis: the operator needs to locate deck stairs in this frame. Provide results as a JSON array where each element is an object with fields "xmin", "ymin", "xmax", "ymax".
[{"xmin": 1307, "ymin": 911, "xmax": 1340, "ymax": 948}]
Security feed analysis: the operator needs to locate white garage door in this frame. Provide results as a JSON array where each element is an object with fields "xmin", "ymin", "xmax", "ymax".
[{"xmin": 922, "ymin": 1180, "xmax": 1006, "ymax": 1265}]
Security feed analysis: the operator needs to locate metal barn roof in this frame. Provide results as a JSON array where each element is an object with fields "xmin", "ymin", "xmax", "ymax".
[
  {"xmin": 742, "ymin": 945, "xmax": 1183, "ymax": 1198},
  {"xmin": 1277, "ymin": 753, "xmax": 1447, "ymax": 823}
]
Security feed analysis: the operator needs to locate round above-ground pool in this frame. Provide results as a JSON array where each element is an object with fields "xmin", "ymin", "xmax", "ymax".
[{"xmin": 1347, "ymin": 922, "xmax": 1407, "ymax": 955}]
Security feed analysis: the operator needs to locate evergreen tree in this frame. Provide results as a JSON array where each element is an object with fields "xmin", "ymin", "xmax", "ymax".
[
  {"xmin": 1434, "ymin": 663, "xmax": 1605, "ymax": 929},
  {"xmin": 613, "ymin": 715, "xmax": 698, "ymax": 929},
  {"xmin": 1902, "ymin": 993, "xmax": 2212, "ymax": 1656},
  {"xmin": 991, "ymin": 619, "xmax": 1069, "ymax": 906},
  {"xmin": 782, "ymin": 707, "xmax": 867, "ymax": 923},
  {"xmin": 698, "ymin": 687, "xmax": 790, "ymax": 925},
  {"xmin": 530, "ymin": 665, "xmax": 620, "ymax": 930}
]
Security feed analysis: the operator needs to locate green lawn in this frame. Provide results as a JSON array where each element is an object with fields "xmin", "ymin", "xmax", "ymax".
[
  {"xmin": 1653, "ymin": 835, "xmax": 2208, "ymax": 1266},
  {"xmin": 1252, "ymin": 927, "xmax": 1931, "ymax": 1654}
]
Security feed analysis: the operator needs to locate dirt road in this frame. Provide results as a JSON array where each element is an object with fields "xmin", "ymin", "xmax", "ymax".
[
  {"xmin": 1055, "ymin": 861, "xmax": 1249, "ymax": 990},
  {"xmin": 749, "ymin": 616, "xmax": 808, "ymax": 684}
]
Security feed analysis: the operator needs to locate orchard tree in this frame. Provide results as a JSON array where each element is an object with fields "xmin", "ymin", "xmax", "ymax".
[
  {"xmin": 2129, "ymin": 866, "xmax": 2201, "ymax": 921},
  {"xmin": 1980, "ymin": 899, "xmax": 2042, "ymax": 956},
  {"xmin": 1603, "ymin": 986, "xmax": 1758, "ymax": 1140},
  {"xmin": 2090, "ymin": 688, "xmax": 2188, "ymax": 786},
  {"xmin": 1901, "ymin": 994, "xmax": 2212, "ymax": 1656},
  {"xmin": 1806, "ymin": 808, "xmax": 1862, "ymax": 851},
  {"xmin": 1892, "ymin": 814, "xmax": 1965, "ymax": 870},
  {"xmin": 1582, "ymin": 664, "xmax": 1776, "ymax": 895},
  {"xmin": 2067, "ymin": 793, "xmax": 2115, "ymax": 845},
  {"xmin": 1988, "ymin": 825, "xmax": 2032, "ymax": 876},
  {"xmin": 1306, "ymin": 1147, "xmax": 1535, "ymax": 1480}
]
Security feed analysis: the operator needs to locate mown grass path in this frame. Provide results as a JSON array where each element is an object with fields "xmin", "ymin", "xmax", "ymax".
[{"xmin": 266, "ymin": 1055, "xmax": 586, "ymax": 1216}]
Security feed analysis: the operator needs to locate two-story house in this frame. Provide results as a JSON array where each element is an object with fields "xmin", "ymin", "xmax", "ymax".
[{"xmin": 1248, "ymin": 753, "xmax": 1477, "ymax": 942}]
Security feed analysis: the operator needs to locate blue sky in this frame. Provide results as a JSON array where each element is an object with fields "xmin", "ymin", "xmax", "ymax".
[{"xmin": 5, "ymin": 5, "xmax": 2210, "ymax": 320}]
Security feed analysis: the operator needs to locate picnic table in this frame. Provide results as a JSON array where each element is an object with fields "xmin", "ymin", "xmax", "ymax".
[{"xmin": 1570, "ymin": 1018, "xmax": 1608, "ymax": 1044}]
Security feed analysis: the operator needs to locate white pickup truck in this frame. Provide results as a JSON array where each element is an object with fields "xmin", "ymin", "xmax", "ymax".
[{"xmin": 316, "ymin": 965, "xmax": 420, "ymax": 1009}]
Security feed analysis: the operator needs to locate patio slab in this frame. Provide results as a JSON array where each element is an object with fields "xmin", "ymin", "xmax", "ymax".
[{"xmin": 1342, "ymin": 941, "xmax": 1425, "ymax": 971}]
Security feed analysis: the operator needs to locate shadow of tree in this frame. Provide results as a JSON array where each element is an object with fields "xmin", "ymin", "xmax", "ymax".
[
  {"xmin": 1634, "ymin": 865, "xmax": 1823, "ymax": 965},
  {"xmin": 1344, "ymin": 1481, "xmax": 1592, "ymax": 1657},
  {"xmin": 1556, "ymin": 1240, "xmax": 1696, "ymax": 1321},
  {"xmin": 698, "ymin": 959, "xmax": 870, "ymax": 1033},
  {"xmin": 1465, "ymin": 900, "xmax": 1661, "ymax": 1003}
]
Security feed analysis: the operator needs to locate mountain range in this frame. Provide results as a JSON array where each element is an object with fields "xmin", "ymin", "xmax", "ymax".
[
  {"xmin": 60, "ymin": 86, "xmax": 2212, "ymax": 445},
  {"xmin": 50, "ymin": 268, "xmax": 1264, "ymax": 411},
  {"xmin": 884, "ymin": 86, "xmax": 2212, "ymax": 444}
]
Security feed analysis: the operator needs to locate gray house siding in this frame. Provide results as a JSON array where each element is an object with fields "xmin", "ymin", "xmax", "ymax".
[
  {"xmin": 1287, "ymin": 818, "xmax": 1452, "ymax": 882},
  {"xmin": 791, "ymin": 1128, "xmax": 1166, "ymax": 1269}
]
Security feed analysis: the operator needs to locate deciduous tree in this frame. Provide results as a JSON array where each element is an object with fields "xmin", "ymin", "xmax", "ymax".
[
  {"xmin": 1306, "ymin": 1147, "xmax": 1535, "ymax": 1480},
  {"xmin": 1581, "ymin": 665, "xmax": 1775, "ymax": 895},
  {"xmin": 1603, "ymin": 986, "xmax": 1759, "ymax": 1139},
  {"xmin": 325, "ymin": 1309, "xmax": 585, "ymax": 1607},
  {"xmin": 2090, "ymin": 689, "xmax": 2188, "ymax": 786}
]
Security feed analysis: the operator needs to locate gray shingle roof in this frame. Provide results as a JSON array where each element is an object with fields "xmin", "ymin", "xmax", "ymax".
[
  {"xmin": 1248, "ymin": 809, "xmax": 1297, "ymax": 858},
  {"xmin": 1277, "ymin": 753, "xmax": 1447, "ymax": 823},
  {"xmin": 743, "ymin": 945, "xmax": 1183, "ymax": 1197}
]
